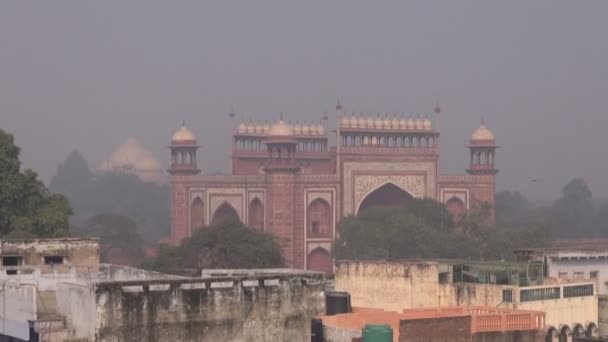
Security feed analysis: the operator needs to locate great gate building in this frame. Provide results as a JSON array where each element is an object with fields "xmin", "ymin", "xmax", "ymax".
[{"xmin": 167, "ymin": 103, "xmax": 499, "ymax": 273}]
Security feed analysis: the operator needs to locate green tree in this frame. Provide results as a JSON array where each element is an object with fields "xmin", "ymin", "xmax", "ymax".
[
  {"xmin": 334, "ymin": 198, "xmax": 552, "ymax": 262},
  {"xmin": 49, "ymin": 150, "xmax": 94, "ymax": 213},
  {"xmin": 551, "ymin": 178, "xmax": 594, "ymax": 237},
  {"xmin": 144, "ymin": 220, "xmax": 284, "ymax": 274},
  {"xmin": 0, "ymin": 129, "xmax": 72, "ymax": 238},
  {"xmin": 495, "ymin": 191, "xmax": 534, "ymax": 228},
  {"xmin": 76, "ymin": 213, "xmax": 144, "ymax": 264},
  {"xmin": 50, "ymin": 151, "xmax": 170, "ymax": 246}
]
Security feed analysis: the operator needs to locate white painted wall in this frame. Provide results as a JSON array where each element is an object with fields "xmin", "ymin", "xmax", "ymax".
[
  {"xmin": 56, "ymin": 282, "xmax": 96, "ymax": 340},
  {"xmin": 546, "ymin": 255, "xmax": 608, "ymax": 294}
]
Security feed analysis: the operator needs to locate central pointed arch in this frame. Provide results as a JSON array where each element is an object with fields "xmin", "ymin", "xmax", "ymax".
[
  {"xmin": 211, "ymin": 202, "xmax": 240, "ymax": 225},
  {"xmin": 357, "ymin": 182, "xmax": 413, "ymax": 215}
]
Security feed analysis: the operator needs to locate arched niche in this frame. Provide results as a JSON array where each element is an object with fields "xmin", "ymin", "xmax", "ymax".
[
  {"xmin": 190, "ymin": 197, "xmax": 205, "ymax": 231},
  {"xmin": 307, "ymin": 198, "xmax": 332, "ymax": 238},
  {"xmin": 307, "ymin": 247, "xmax": 333, "ymax": 274},
  {"xmin": 446, "ymin": 197, "xmax": 466, "ymax": 221},
  {"xmin": 357, "ymin": 182, "xmax": 413, "ymax": 215},
  {"xmin": 248, "ymin": 198, "xmax": 264, "ymax": 231}
]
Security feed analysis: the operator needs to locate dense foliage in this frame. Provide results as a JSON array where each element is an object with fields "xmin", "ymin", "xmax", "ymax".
[
  {"xmin": 49, "ymin": 150, "xmax": 170, "ymax": 246},
  {"xmin": 143, "ymin": 220, "xmax": 284, "ymax": 275},
  {"xmin": 75, "ymin": 213, "xmax": 144, "ymax": 263},
  {"xmin": 334, "ymin": 198, "xmax": 552, "ymax": 262},
  {"xmin": 0, "ymin": 129, "xmax": 72, "ymax": 238}
]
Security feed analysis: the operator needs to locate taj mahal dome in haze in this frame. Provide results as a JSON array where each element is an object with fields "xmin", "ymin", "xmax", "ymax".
[{"xmin": 166, "ymin": 101, "xmax": 499, "ymax": 273}]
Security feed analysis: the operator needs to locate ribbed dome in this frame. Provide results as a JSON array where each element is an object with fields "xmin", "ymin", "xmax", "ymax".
[
  {"xmin": 358, "ymin": 116, "xmax": 367, "ymax": 128},
  {"xmin": 367, "ymin": 116, "xmax": 374, "ymax": 128},
  {"xmin": 415, "ymin": 119, "xmax": 424, "ymax": 130},
  {"xmin": 309, "ymin": 124, "xmax": 318, "ymax": 135},
  {"xmin": 391, "ymin": 117, "xmax": 400, "ymax": 129},
  {"xmin": 293, "ymin": 122, "xmax": 302, "ymax": 135},
  {"xmin": 317, "ymin": 124, "xmax": 325, "ymax": 135},
  {"xmin": 399, "ymin": 117, "xmax": 407, "ymax": 129},
  {"xmin": 471, "ymin": 123, "xmax": 496, "ymax": 141},
  {"xmin": 407, "ymin": 118, "xmax": 415, "ymax": 129},
  {"xmin": 268, "ymin": 119, "xmax": 293, "ymax": 136},
  {"xmin": 423, "ymin": 118, "xmax": 432, "ymax": 130},
  {"xmin": 255, "ymin": 122, "xmax": 263, "ymax": 134},
  {"xmin": 172, "ymin": 125, "xmax": 196, "ymax": 142},
  {"xmin": 374, "ymin": 117, "xmax": 383, "ymax": 129},
  {"xmin": 341, "ymin": 116, "xmax": 350, "ymax": 128},
  {"xmin": 238, "ymin": 122, "xmax": 247, "ymax": 134},
  {"xmin": 383, "ymin": 117, "xmax": 391, "ymax": 129},
  {"xmin": 350, "ymin": 116, "xmax": 358, "ymax": 128},
  {"xmin": 302, "ymin": 122, "xmax": 311, "ymax": 134}
]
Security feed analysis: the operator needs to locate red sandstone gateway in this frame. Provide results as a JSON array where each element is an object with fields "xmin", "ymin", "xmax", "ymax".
[{"xmin": 167, "ymin": 102, "xmax": 498, "ymax": 273}]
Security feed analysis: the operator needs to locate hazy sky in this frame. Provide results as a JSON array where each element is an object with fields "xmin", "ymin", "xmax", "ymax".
[{"xmin": 2, "ymin": 1, "xmax": 607, "ymax": 201}]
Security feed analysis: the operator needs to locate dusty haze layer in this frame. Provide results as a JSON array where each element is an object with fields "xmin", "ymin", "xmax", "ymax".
[{"xmin": 1, "ymin": 1, "xmax": 607, "ymax": 201}]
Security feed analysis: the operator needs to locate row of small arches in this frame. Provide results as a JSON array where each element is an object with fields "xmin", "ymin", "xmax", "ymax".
[
  {"xmin": 190, "ymin": 197, "xmax": 333, "ymax": 238},
  {"xmin": 342, "ymin": 134, "xmax": 436, "ymax": 148},
  {"xmin": 238, "ymin": 121, "xmax": 326, "ymax": 136},
  {"xmin": 341, "ymin": 115, "xmax": 433, "ymax": 131}
]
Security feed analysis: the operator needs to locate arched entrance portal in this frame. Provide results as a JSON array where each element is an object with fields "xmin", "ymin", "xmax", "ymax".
[
  {"xmin": 357, "ymin": 183, "xmax": 413, "ymax": 215},
  {"xmin": 211, "ymin": 202, "xmax": 240, "ymax": 225},
  {"xmin": 190, "ymin": 197, "xmax": 205, "ymax": 231},
  {"xmin": 248, "ymin": 198, "xmax": 264, "ymax": 230},
  {"xmin": 307, "ymin": 248, "xmax": 333, "ymax": 274}
]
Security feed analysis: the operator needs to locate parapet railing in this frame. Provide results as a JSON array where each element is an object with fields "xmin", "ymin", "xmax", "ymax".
[{"xmin": 401, "ymin": 306, "xmax": 545, "ymax": 333}]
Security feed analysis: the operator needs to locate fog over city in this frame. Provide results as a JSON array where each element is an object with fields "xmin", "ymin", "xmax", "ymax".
[{"xmin": 2, "ymin": 1, "xmax": 607, "ymax": 201}]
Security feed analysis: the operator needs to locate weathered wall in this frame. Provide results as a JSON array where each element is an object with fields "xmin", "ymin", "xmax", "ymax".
[
  {"xmin": 0, "ymin": 238, "xmax": 99, "ymax": 266},
  {"xmin": 323, "ymin": 325, "xmax": 362, "ymax": 342},
  {"xmin": 599, "ymin": 295, "xmax": 608, "ymax": 337},
  {"xmin": 56, "ymin": 282, "xmax": 96, "ymax": 339},
  {"xmin": 92, "ymin": 274, "xmax": 325, "ymax": 342},
  {"xmin": 335, "ymin": 261, "xmax": 439, "ymax": 311},
  {"xmin": 438, "ymin": 283, "xmax": 512, "ymax": 308}
]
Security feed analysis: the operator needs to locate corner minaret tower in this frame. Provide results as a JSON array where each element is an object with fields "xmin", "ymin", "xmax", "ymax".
[
  {"xmin": 168, "ymin": 123, "xmax": 200, "ymax": 175},
  {"xmin": 263, "ymin": 115, "xmax": 301, "ymax": 267},
  {"xmin": 467, "ymin": 120, "xmax": 498, "ymax": 175}
]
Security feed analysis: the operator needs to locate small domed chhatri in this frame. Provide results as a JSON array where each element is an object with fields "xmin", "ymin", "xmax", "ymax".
[
  {"xmin": 471, "ymin": 121, "xmax": 496, "ymax": 142},
  {"xmin": 268, "ymin": 117, "xmax": 293, "ymax": 136},
  {"xmin": 172, "ymin": 124, "xmax": 196, "ymax": 143}
]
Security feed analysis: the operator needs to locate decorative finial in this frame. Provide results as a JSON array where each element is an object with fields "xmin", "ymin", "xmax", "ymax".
[
  {"xmin": 181, "ymin": 120, "xmax": 186, "ymax": 127},
  {"xmin": 434, "ymin": 101, "xmax": 441, "ymax": 114},
  {"xmin": 336, "ymin": 98, "xmax": 343, "ymax": 111},
  {"xmin": 481, "ymin": 116, "xmax": 485, "ymax": 125},
  {"xmin": 229, "ymin": 105, "xmax": 236, "ymax": 118},
  {"xmin": 280, "ymin": 112, "xmax": 284, "ymax": 121}
]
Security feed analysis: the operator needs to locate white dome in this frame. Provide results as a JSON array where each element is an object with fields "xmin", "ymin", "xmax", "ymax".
[
  {"xmin": 407, "ymin": 118, "xmax": 415, "ymax": 129},
  {"xmin": 471, "ymin": 123, "xmax": 496, "ymax": 141},
  {"xmin": 268, "ymin": 119, "xmax": 293, "ymax": 136},
  {"xmin": 341, "ymin": 116, "xmax": 350, "ymax": 128},
  {"xmin": 172, "ymin": 125, "xmax": 195, "ymax": 142},
  {"xmin": 423, "ymin": 118, "xmax": 432, "ymax": 130}
]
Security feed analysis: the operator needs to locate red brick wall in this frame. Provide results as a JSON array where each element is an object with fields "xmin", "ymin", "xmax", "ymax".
[{"xmin": 399, "ymin": 316, "xmax": 472, "ymax": 342}]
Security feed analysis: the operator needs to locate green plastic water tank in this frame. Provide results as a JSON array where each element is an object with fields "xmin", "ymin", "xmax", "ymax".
[{"xmin": 362, "ymin": 324, "xmax": 393, "ymax": 342}]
